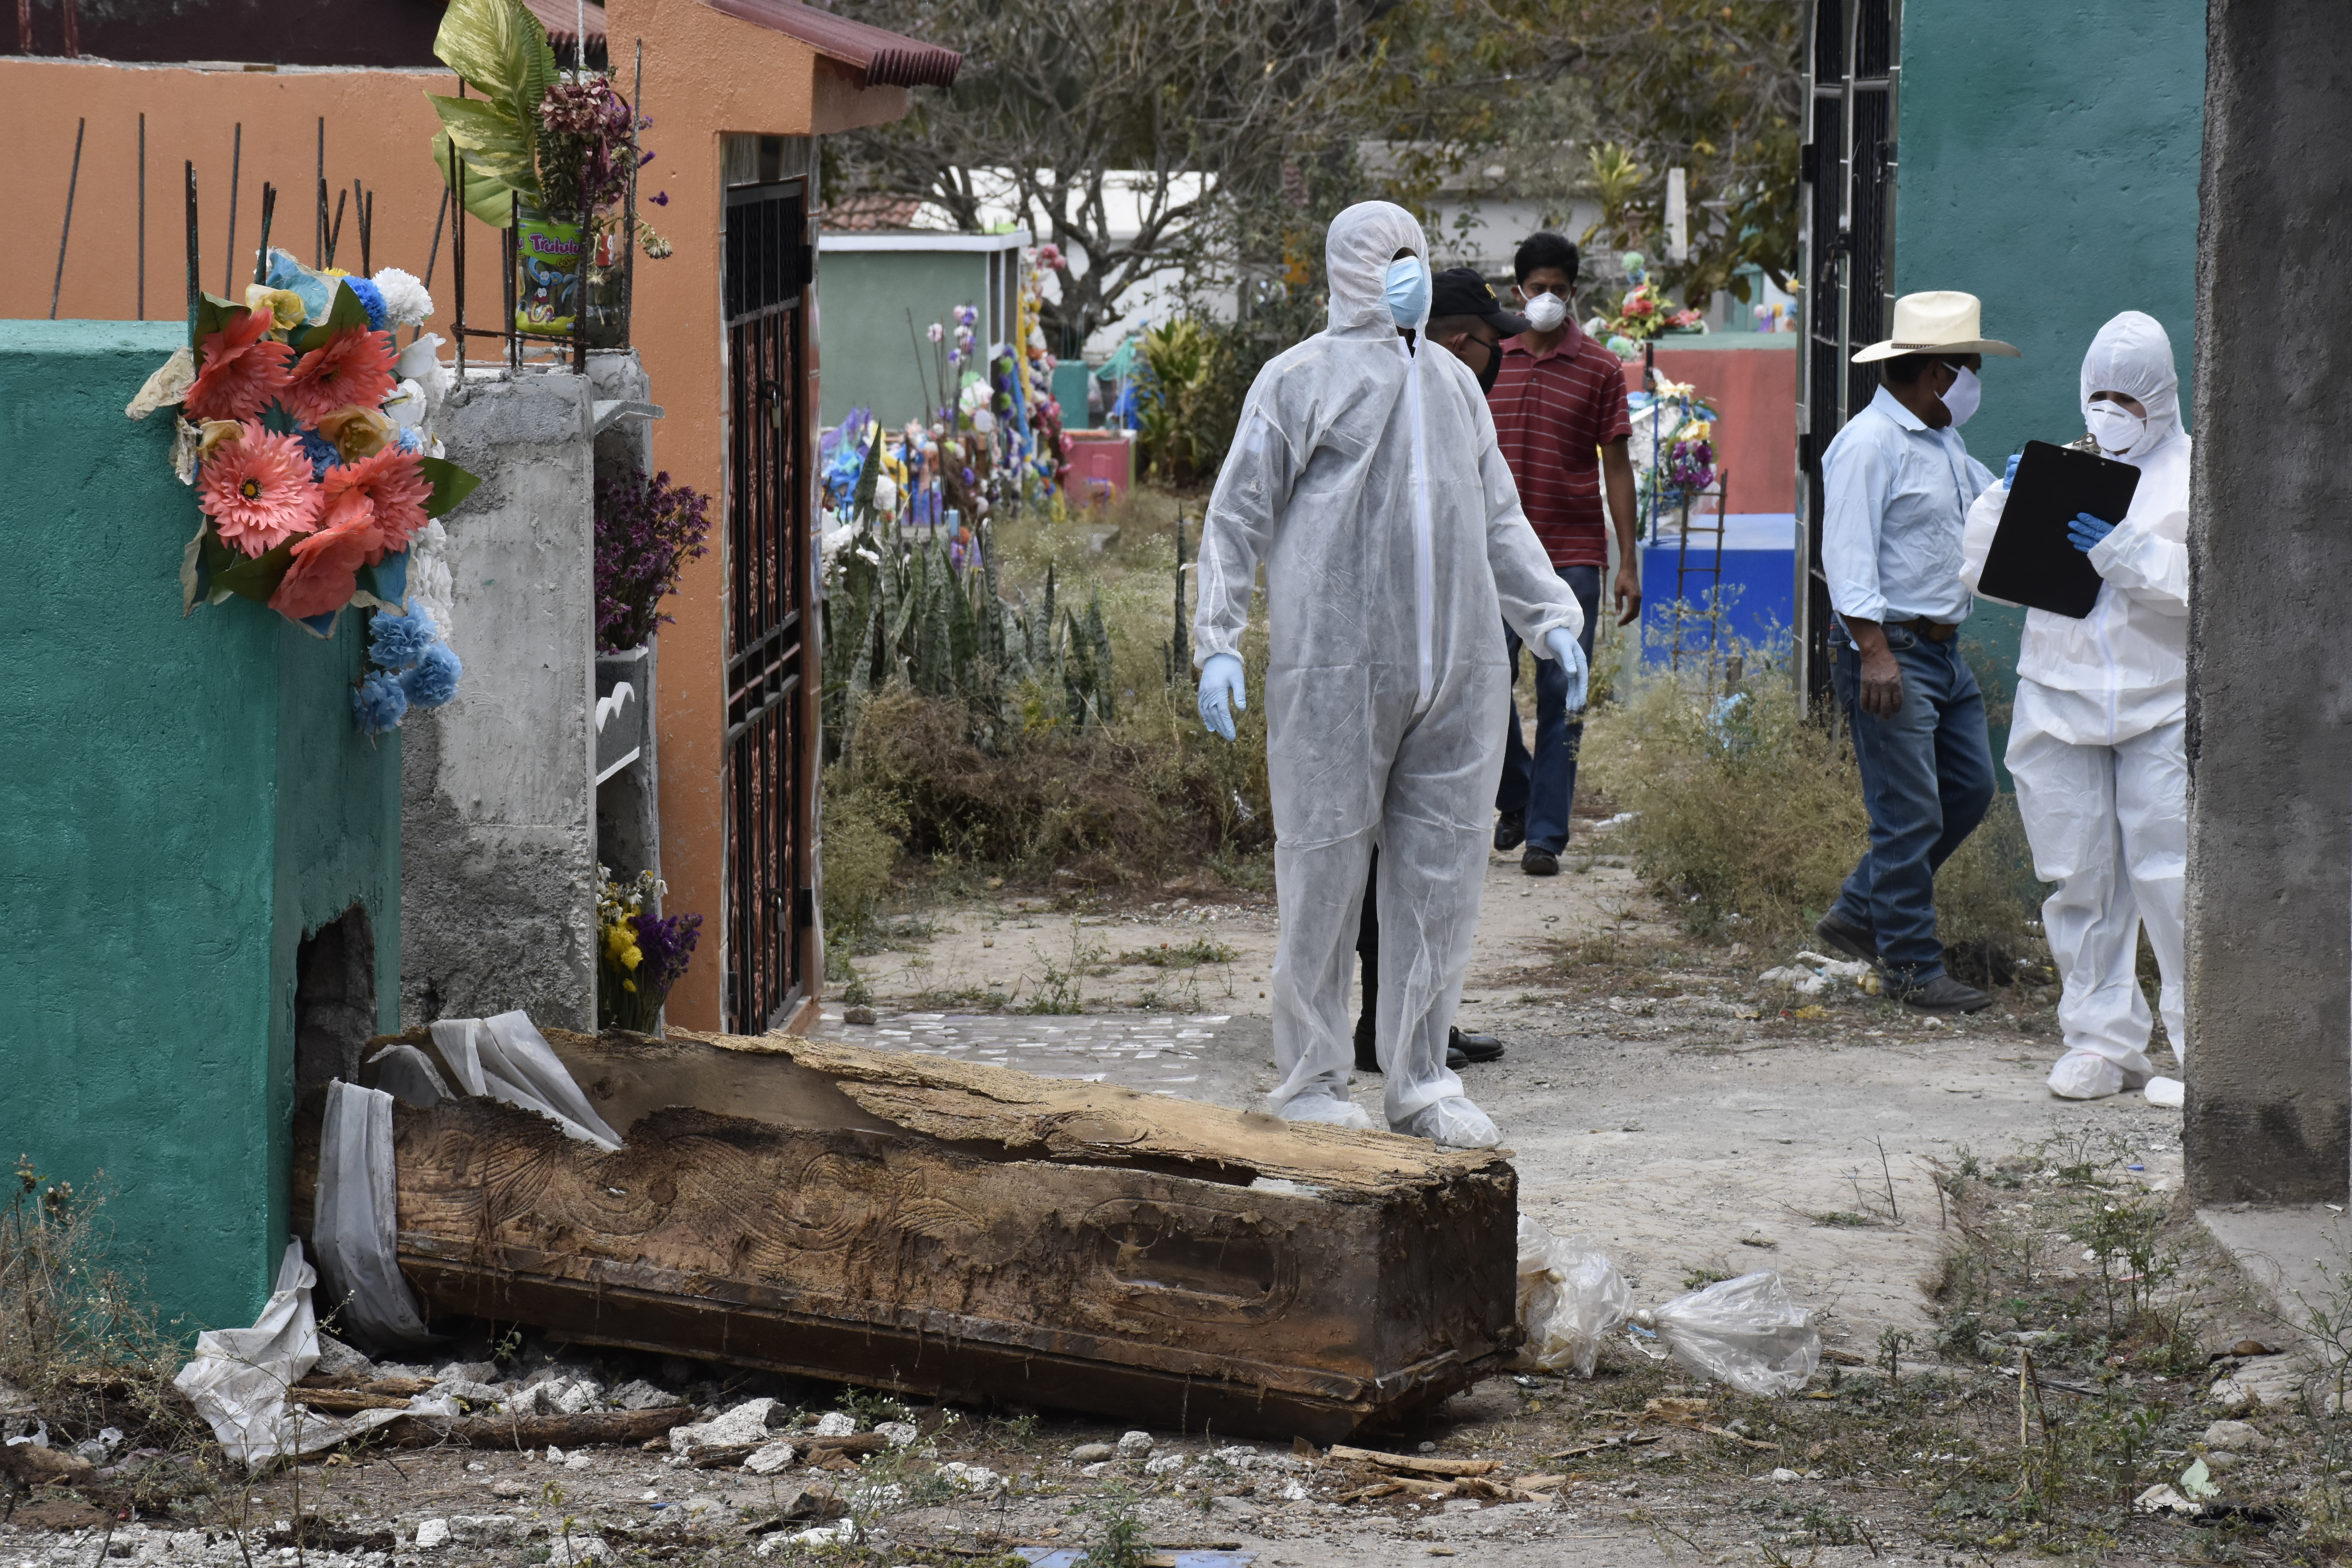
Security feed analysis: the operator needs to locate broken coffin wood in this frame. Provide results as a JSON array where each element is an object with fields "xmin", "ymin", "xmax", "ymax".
[{"xmin": 292, "ymin": 1027, "xmax": 1519, "ymax": 1442}]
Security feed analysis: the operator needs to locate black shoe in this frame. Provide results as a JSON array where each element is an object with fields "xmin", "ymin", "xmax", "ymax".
[
  {"xmin": 1449, "ymin": 1026, "xmax": 1505, "ymax": 1063},
  {"xmin": 1814, "ymin": 910, "xmax": 1879, "ymax": 964},
  {"xmin": 1446, "ymin": 1046, "xmax": 1469, "ymax": 1070},
  {"xmin": 1494, "ymin": 811, "xmax": 1526, "ymax": 853},
  {"xmin": 1354, "ymin": 1016, "xmax": 1380, "ymax": 1074},
  {"xmin": 1886, "ymin": 973, "xmax": 1992, "ymax": 1015},
  {"xmin": 1522, "ymin": 846, "xmax": 1560, "ymax": 877}
]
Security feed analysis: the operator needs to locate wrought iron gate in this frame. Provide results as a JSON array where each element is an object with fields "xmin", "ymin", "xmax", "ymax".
[
  {"xmin": 1797, "ymin": 0, "xmax": 1900, "ymax": 705},
  {"xmin": 722, "ymin": 175, "xmax": 815, "ymax": 1031}
]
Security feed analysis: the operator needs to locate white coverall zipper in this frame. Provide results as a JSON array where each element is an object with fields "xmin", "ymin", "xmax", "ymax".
[{"xmin": 1402, "ymin": 336, "xmax": 1436, "ymax": 706}]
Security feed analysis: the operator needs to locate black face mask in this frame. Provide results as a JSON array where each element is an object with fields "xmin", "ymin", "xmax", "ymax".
[{"xmin": 1474, "ymin": 336, "xmax": 1503, "ymax": 394}]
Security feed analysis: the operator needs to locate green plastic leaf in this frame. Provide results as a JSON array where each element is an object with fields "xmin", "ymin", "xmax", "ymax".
[
  {"xmin": 430, "ymin": 128, "xmax": 523, "ymax": 228},
  {"xmin": 428, "ymin": 96, "xmax": 540, "ymax": 196},
  {"xmin": 204, "ymin": 533, "xmax": 298, "ymax": 605},
  {"xmin": 419, "ymin": 456, "xmax": 483, "ymax": 519},
  {"xmin": 294, "ymin": 279, "xmax": 374, "ymax": 353},
  {"xmin": 432, "ymin": 0, "xmax": 558, "ymax": 169}
]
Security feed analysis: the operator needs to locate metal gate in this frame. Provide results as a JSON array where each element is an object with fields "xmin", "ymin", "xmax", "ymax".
[
  {"xmin": 1797, "ymin": 0, "xmax": 1901, "ymax": 706},
  {"xmin": 722, "ymin": 175, "xmax": 815, "ymax": 1032}
]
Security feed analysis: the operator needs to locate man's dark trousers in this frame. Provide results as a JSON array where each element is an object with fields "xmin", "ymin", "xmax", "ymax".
[
  {"xmin": 1828, "ymin": 624, "xmax": 1996, "ymax": 984},
  {"xmin": 1496, "ymin": 564, "xmax": 1604, "ymax": 854}
]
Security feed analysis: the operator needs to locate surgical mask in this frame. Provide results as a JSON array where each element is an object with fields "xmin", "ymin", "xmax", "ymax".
[
  {"xmin": 2086, "ymin": 398, "xmax": 2147, "ymax": 455},
  {"xmin": 1385, "ymin": 257, "xmax": 1429, "ymax": 328},
  {"xmin": 1523, "ymin": 291, "xmax": 1569, "ymax": 332},
  {"xmin": 1937, "ymin": 363, "xmax": 1982, "ymax": 427}
]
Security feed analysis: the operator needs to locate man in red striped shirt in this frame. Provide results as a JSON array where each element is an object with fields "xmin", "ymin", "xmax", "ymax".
[{"xmin": 1490, "ymin": 231, "xmax": 1641, "ymax": 875}]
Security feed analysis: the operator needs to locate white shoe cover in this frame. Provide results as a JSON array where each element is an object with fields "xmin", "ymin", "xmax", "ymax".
[
  {"xmin": 2047, "ymin": 1050, "xmax": 2124, "ymax": 1100},
  {"xmin": 1274, "ymin": 1093, "xmax": 1374, "ymax": 1130},
  {"xmin": 2143, "ymin": 1075, "xmax": 2185, "ymax": 1108},
  {"xmin": 1395, "ymin": 1096, "xmax": 1501, "ymax": 1149}
]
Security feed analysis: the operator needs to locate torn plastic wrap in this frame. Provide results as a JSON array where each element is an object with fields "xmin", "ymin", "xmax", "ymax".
[
  {"xmin": 366, "ymin": 1041, "xmax": 452, "ymax": 1107},
  {"xmin": 172, "ymin": 1242, "xmax": 409, "ymax": 1468},
  {"xmin": 312, "ymin": 1080, "xmax": 435, "ymax": 1349},
  {"xmin": 1513, "ymin": 1217, "xmax": 1633, "ymax": 1377},
  {"xmin": 428, "ymin": 1011, "xmax": 624, "ymax": 1149},
  {"xmin": 1635, "ymin": 1271, "xmax": 1820, "ymax": 1396}
]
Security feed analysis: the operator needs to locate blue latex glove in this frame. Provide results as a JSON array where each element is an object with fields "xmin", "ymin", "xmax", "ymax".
[
  {"xmin": 1545, "ymin": 627, "xmax": 1590, "ymax": 712},
  {"xmin": 2003, "ymin": 452, "xmax": 2021, "ymax": 488},
  {"xmin": 1198, "ymin": 652, "xmax": 1246, "ymax": 741},
  {"xmin": 2068, "ymin": 511, "xmax": 2118, "ymax": 554}
]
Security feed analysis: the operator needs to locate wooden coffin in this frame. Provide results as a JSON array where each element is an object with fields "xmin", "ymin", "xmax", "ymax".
[{"xmin": 293, "ymin": 1027, "xmax": 1519, "ymax": 1441}]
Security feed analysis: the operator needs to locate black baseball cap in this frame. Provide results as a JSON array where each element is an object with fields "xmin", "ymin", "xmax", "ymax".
[{"xmin": 1431, "ymin": 267, "xmax": 1531, "ymax": 336}]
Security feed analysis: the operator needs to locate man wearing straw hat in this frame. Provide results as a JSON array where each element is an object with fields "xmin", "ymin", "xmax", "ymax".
[{"xmin": 1813, "ymin": 291, "xmax": 2018, "ymax": 1014}]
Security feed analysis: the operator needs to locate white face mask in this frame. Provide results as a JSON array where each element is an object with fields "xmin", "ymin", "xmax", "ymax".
[
  {"xmin": 2086, "ymin": 398, "xmax": 2148, "ymax": 456},
  {"xmin": 1523, "ymin": 291, "xmax": 1569, "ymax": 332},
  {"xmin": 1937, "ymin": 364, "xmax": 1982, "ymax": 427}
]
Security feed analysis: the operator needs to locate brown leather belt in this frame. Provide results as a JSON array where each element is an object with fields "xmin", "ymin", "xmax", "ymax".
[{"xmin": 1904, "ymin": 618, "xmax": 1960, "ymax": 643}]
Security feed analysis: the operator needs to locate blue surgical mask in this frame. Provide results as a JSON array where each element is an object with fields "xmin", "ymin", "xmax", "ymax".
[{"xmin": 1385, "ymin": 256, "xmax": 1429, "ymax": 328}]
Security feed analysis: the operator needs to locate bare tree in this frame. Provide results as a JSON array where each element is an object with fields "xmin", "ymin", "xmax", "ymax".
[{"xmin": 821, "ymin": 0, "xmax": 1397, "ymax": 344}]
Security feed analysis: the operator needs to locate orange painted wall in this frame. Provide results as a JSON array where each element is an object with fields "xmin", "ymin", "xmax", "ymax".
[
  {"xmin": 1619, "ymin": 339, "xmax": 1799, "ymax": 514},
  {"xmin": 5, "ymin": 16, "xmax": 920, "ymax": 1032}
]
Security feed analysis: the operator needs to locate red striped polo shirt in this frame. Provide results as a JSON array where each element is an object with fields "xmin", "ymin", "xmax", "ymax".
[{"xmin": 1491, "ymin": 323, "xmax": 1632, "ymax": 569}]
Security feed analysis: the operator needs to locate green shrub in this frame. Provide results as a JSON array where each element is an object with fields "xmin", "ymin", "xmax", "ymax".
[{"xmin": 818, "ymin": 775, "xmax": 906, "ymax": 945}]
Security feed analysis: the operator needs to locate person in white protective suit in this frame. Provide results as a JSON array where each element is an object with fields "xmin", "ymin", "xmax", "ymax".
[
  {"xmin": 1961, "ymin": 311, "xmax": 2188, "ymax": 1103},
  {"xmin": 1191, "ymin": 201, "xmax": 1588, "ymax": 1148}
]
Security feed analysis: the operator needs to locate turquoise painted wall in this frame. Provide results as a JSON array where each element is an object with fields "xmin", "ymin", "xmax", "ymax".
[
  {"xmin": 817, "ymin": 249, "xmax": 996, "ymax": 430},
  {"xmin": 1894, "ymin": 1, "xmax": 2205, "ymax": 767},
  {"xmin": 0, "ymin": 321, "xmax": 400, "ymax": 1338}
]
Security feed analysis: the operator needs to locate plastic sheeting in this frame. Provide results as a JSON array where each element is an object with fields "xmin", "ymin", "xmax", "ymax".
[
  {"xmin": 172, "ymin": 1242, "xmax": 410, "ymax": 1469},
  {"xmin": 1192, "ymin": 200, "xmax": 1582, "ymax": 1139},
  {"xmin": 312, "ymin": 1080, "xmax": 435, "ymax": 1347},
  {"xmin": 1637, "ymin": 1272, "xmax": 1821, "ymax": 1397},
  {"xmin": 1514, "ymin": 1218, "xmax": 1633, "ymax": 1377},
  {"xmin": 429, "ymin": 1011, "xmax": 624, "ymax": 1150}
]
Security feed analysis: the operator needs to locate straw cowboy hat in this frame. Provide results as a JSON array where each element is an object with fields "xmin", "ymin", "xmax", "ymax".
[{"xmin": 1851, "ymin": 290, "xmax": 2022, "ymax": 363}]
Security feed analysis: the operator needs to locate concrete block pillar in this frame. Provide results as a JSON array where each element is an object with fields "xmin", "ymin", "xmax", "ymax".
[
  {"xmin": 2185, "ymin": 0, "xmax": 2352, "ymax": 1204},
  {"xmin": 400, "ymin": 369, "xmax": 599, "ymax": 1030}
]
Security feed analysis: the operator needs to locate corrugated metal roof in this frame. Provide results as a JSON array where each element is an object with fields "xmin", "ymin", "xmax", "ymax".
[
  {"xmin": 520, "ymin": 0, "xmax": 608, "ymax": 47},
  {"xmin": 701, "ymin": 0, "xmax": 961, "ymax": 89}
]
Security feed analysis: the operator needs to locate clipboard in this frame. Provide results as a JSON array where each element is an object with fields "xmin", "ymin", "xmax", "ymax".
[{"xmin": 1976, "ymin": 439, "xmax": 2141, "ymax": 619}]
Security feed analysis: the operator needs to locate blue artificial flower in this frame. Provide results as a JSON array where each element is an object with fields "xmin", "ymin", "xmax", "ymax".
[
  {"xmin": 299, "ymin": 429, "xmax": 339, "ymax": 479},
  {"xmin": 346, "ymin": 276, "xmax": 388, "ymax": 330},
  {"xmin": 399, "ymin": 641, "xmax": 462, "ymax": 708},
  {"xmin": 394, "ymin": 426, "xmax": 424, "ymax": 455},
  {"xmin": 265, "ymin": 248, "xmax": 334, "ymax": 327},
  {"xmin": 368, "ymin": 608, "xmax": 439, "ymax": 671},
  {"xmin": 353, "ymin": 670, "xmax": 409, "ymax": 735}
]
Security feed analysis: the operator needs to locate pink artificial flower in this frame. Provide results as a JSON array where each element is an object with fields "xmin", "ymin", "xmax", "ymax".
[
  {"xmin": 185, "ymin": 306, "xmax": 294, "ymax": 422},
  {"xmin": 197, "ymin": 421, "xmax": 321, "ymax": 556},
  {"xmin": 268, "ymin": 488, "xmax": 376, "ymax": 620},
  {"xmin": 278, "ymin": 327, "xmax": 397, "ymax": 427},
  {"xmin": 1036, "ymin": 243, "xmax": 1065, "ymax": 270},
  {"xmin": 321, "ymin": 448, "xmax": 434, "ymax": 558}
]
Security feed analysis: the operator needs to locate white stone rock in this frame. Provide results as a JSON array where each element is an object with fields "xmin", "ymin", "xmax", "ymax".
[
  {"xmin": 1116, "ymin": 1430, "xmax": 1154, "ymax": 1458},
  {"xmin": 608, "ymin": 1379, "xmax": 682, "ymax": 1411},
  {"xmin": 757, "ymin": 1520, "xmax": 856, "ymax": 1556},
  {"xmin": 744, "ymin": 1441, "xmax": 797, "ymax": 1475},
  {"xmin": 1281, "ymin": 1479, "xmax": 1310, "ymax": 1501},
  {"xmin": 671, "ymin": 1397, "xmax": 778, "ymax": 1452},
  {"xmin": 1769, "ymin": 1468, "xmax": 1801, "ymax": 1483},
  {"xmin": 432, "ymin": 1379, "xmax": 508, "ymax": 1408},
  {"xmin": 875, "ymin": 1421, "xmax": 920, "ymax": 1448},
  {"xmin": 448, "ymin": 1514, "xmax": 523, "ymax": 1542},
  {"xmin": 811, "ymin": 1411, "xmax": 857, "ymax": 1439},
  {"xmin": 1069, "ymin": 1443, "xmax": 1114, "ymax": 1463},
  {"xmin": 942, "ymin": 1462, "xmax": 1002, "ymax": 1492},
  {"xmin": 2204, "ymin": 1418, "xmax": 2271, "ymax": 1452},
  {"xmin": 1080, "ymin": 1461, "xmax": 1112, "ymax": 1478},
  {"xmin": 553, "ymin": 1378, "xmax": 606, "ymax": 1416},
  {"xmin": 546, "ymin": 1535, "xmax": 609, "ymax": 1564},
  {"xmin": 1210, "ymin": 1445, "xmax": 1259, "ymax": 1470},
  {"xmin": 412, "ymin": 1519, "xmax": 451, "ymax": 1549},
  {"xmin": 1143, "ymin": 1453, "xmax": 1187, "ymax": 1476}
]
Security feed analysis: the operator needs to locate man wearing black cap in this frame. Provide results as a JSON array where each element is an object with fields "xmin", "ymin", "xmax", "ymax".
[{"xmin": 1352, "ymin": 265, "xmax": 1532, "ymax": 1076}]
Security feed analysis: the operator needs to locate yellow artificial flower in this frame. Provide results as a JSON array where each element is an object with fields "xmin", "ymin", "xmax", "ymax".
[
  {"xmin": 243, "ymin": 284, "xmax": 308, "ymax": 332},
  {"xmin": 314, "ymin": 404, "xmax": 396, "ymax": 462},
  {"xmin": 196, "ymin": 419, "xmax": 245, "ymax": 458}
]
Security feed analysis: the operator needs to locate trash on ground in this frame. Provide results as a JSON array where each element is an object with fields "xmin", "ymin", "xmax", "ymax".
[
  {"xmin": 1632, "ymin": 1271, "xmax": 1821, "ymax": 1397},
  {"xmin": 1513, "ymin": 1217, "xmax": 1633, "ymax": 1377}
]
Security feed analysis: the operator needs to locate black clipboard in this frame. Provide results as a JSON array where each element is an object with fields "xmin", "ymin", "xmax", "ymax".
[{"xmin": 1976, "ymin": 439, "xmax": 2141, "ymax": 619}]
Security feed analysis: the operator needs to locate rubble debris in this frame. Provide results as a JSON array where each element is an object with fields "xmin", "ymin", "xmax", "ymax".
[
  {"xmin": 380, "ymin": 1408, "xmax": 682, "ymax": 1450},
  {"xmin": 299, "ymin": 1025, "xmax": 1520, "ymax": 1441},
  {"xmin": 669, "ymin": 1396, "xmax": 779, "ymax": 1453},
  {"xmin": 1117, "ymin": 1430, "xmax": 1156, "ymax": 1459}
]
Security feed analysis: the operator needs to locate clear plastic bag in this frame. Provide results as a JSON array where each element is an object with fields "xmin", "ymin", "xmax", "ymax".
[
  {"xmin": 1514, "ymin": 1218, "xmax": 1633, "ymax": 1377},
  {"xmin": 428, "ymin": 1011, "xmax": 622, "ymax": 1149},
  {"xmin": 312, "ymin": 1080, "xmax": 434, "ymax": 1349},
  {"xmin": 1639, "ymin": 1271, "xmax": 1819, "ymax": 1397}
]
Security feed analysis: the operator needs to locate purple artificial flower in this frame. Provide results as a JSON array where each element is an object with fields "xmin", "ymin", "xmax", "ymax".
[
  {"xmin": 651, "ymin": 191, "xmax": 669, "ymax": 207},
  {"xmin": 631, "ymin": 909, "xmax": 703, "ymax": 999},
  {"xmin": 595, "ymin": 466, "xmax": 714, "ymax": 652}
]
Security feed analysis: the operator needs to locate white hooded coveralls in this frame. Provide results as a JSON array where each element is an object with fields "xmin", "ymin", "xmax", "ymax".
[
  {"xmin": 1193, "ymin": 202, "xmax": 1583, "ymax": 1134},
  {"xmin": 1960, "ymin": 311, "xmax": 2188, "ymax": 1099}
]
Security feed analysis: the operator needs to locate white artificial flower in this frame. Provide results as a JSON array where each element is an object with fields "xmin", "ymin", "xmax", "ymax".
[
  {"xmin": 395, "ymin": 334, "xmax": 453, "ymax": 409},
  {"xmin": 372, "ymin": 267, "xmax": 435, "ymax": 328},
  {"xmin": 407, "ymin": 520, "xmax": 456, "ymax": 641},
  {"xmin": 383, "ymin": 378, "xmax": 429, "ymax": 428}
]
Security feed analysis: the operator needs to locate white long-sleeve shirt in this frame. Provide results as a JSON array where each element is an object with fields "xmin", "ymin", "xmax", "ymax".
[{"xmin": 1961, "ymin": 431, "xmax": 2189, "ymax": 744}]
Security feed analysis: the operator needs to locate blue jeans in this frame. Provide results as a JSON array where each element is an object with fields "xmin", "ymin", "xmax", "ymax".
[
  {"xmin": 1496, "ymin": 565, "xmax": 1604, "ymax": 854},
  {"xmin": 1829, "ymin": 625, "xmax": 1996, "ymax": 982}
]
